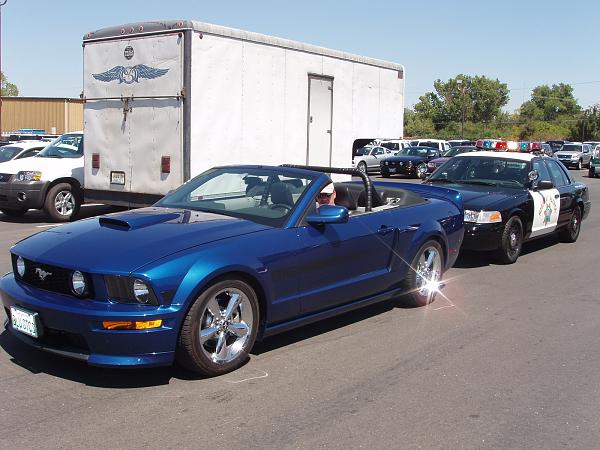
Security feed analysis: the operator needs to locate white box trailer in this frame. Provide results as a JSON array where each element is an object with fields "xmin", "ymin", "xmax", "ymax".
[{"xmin": 82, "ymin": 20, "xmax": 404, "ymax": 206}]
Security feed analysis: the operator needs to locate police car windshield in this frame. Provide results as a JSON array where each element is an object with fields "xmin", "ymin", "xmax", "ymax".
[
  {"xmin": 37, "ymin": 134, "xmax": 84, "ymax": 158},
  {"xmin": 429, "ymin": 156, "xmax": 530, "ymax": 188}
]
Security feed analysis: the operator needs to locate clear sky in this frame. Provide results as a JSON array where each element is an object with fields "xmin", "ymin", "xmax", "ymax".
[{"xmin": 2, "ymin": 0, "xmax": 599, "ymax": 112}]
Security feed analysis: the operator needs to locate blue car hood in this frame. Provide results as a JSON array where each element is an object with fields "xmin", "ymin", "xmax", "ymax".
[{"xmin": 12, "ymin": 207, "xmax": 271, "ymax": 274}]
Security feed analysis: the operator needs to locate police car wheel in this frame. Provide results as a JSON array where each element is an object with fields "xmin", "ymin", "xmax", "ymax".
[
  {"xmin": 495, "ymin": 216, "xmax": 523, "ymax": 264},
  {"xmin": 559, "ymin": 206, "xmax": 581, "ymax": 243}
]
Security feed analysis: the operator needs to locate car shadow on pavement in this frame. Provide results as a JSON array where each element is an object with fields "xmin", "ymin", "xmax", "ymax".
[
  {"xmin": 0, "ymin": 329, "xmax": 207, "ymax": 387},
  {"xmin": 252, "ymin": 300, "xmax": 394, "ymax": 355},
  {"xmin": 453, "ymin": 234, "xmax": 561, "ymax": 269}
]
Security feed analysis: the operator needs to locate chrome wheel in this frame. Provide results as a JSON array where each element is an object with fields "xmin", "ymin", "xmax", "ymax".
[
  {"xmin": 357, "ymin": 161, "xmax": 367, "ymax": 173},
  {"xmin": 198, "ymin": 288, "xmax": 254, "ymax": 364},
  {"xmin": 54, "ymin": 190, "xmax": 75, "ymax": 217},
  {"xmin": 415, "ymin": 246, "xmax": 442, "ymax": 301}
]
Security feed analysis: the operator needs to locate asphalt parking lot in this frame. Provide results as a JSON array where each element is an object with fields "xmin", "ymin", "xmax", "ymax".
[{"xmin": 0, "ymin": 171, "xmax": 598, "ymax": 449}]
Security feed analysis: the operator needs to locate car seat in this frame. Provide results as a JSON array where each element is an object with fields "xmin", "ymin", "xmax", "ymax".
[
  {"xmin": 269, "ymin": 182, "xmax": 294, "ymax": 208},
  {"xmin": 333, "ymin": 184, "xmax": 357, "ymax": 210}
]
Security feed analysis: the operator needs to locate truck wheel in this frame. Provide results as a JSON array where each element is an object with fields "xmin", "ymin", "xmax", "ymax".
[
  {"xmin": 176, "ymin": 279, "xmax": 259, "ymax": 376},
  {"xmin": 558, "ymin": 207, "xmax": 581, "ymax": 243},
  {"xmin": 495, "ymin": 216, "xmax": 523, "ymax": 264},
  {"xmin": 400, "ymin": 240, "xmax": 444, "ymax": 307},
  {"xmin": 44, "ymin": 183, "xmax": 81, "ymax": 222},
  {"xmin": 1, "ymin": 208, "xmax": 28, "ymax": 217},
  {"xmin": 576, "ymin": 160, "xmax": 582, "ymax": 170}
]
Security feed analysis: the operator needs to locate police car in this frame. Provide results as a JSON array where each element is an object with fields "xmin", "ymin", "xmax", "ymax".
[{"xmin": 425, "ymin": 151, "xmax": 591, "ymax": 263}]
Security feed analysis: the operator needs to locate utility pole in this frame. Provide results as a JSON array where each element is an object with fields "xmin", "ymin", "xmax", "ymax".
[
  {"xmin": 457, "ymin": 79, "xmax": 465, "ymax": 139},
  {"xmin": 0, "ymin": 0, "xmax": 7, "ymax": 139}
]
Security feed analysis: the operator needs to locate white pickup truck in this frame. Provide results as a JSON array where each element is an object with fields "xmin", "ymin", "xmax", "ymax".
[{"xmin": 0, "ymin": 132, "xmax": 84, "ymax": 221}]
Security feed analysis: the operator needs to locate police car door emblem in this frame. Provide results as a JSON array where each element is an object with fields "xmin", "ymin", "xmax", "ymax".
[
  {"xmin": 92, "ymin": 65, "xmax": 169, "ymax": 84},
  {"xmin": 537, "ymin": 192, "xmax": 558, "ymax": 226},
  {"xmin": 35, "ymin": 268, "xmax": 52, "ymax": 280}
]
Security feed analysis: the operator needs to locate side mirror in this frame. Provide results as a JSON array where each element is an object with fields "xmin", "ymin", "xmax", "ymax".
[
  {"xmin": 536, "ymin": 180, "xmax": 554, "ymax": 190},
  {"xmin": 306, "ymin": 205, "xmax": 349, "ymax": 225}
]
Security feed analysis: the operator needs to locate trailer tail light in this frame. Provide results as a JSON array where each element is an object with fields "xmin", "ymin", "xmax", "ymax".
[
  {"xmin": 92, "ymin": 153, "xmax": 100, "ymax": 169},
  {"xmin": 161, "ymin": 156, "xmax": 171, "ymax": 174}
]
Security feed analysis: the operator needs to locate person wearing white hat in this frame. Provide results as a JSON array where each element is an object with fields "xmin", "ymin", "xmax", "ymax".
[{"xmin": 316, "ymin": 182, "xmax": 336, "ymax": 208}]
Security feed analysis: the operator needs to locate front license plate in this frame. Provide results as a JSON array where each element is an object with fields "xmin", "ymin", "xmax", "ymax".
[
  {"xmin": 10, "ymin": 306, "xmax": 39, "ymax": 338},
  {"xmin": 389, "ymin": 168, "xmax": 396, "ymax": 173},
  {"xmin": 110, "ymin": 171, "xmax": 126, "ymax": 185}
]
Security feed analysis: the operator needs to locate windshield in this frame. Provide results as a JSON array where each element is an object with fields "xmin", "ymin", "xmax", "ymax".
[
  {"xmin": 396, "ymin": 147, "xmax": 429, "ymax": 157},
  {"xmin": 156, "ymin": 167, "xmax": 317, "ymax": 227},
  {"xmin": 37, "ymin": 134, "xmax": 84, "ymax": 158},
  {"xmin": 559, "ymin": 144, "xmax": 582, "ymax": 152},
  {"xmin": 429, "ymin": 156, "xmax": 530, "ymax": 188},
  {"xmin": 0, "ymin": 146, "xmax": 21, "ymax": 163},
  {"xmin": 442, "ymin": 146, "xmax": 475, "ymax": 157}
]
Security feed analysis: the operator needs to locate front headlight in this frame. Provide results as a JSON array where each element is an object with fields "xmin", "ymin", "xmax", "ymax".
[
  {"xmin": 16, "ymin": 171, "xmax": 42, "ymax": 181},
  {"xmin": 571, "ymin": 155, "xmax": 579, "ymax": 160},
  {"xmin": 464, "ymin": 209, "xmax": 502, "ymax": 223},
  {"xmin": 71, "ymin": 270, "xmax": 87, "ymax": 296},
  {"xmin": 16, "ymin": 256, "xmax": 26, "ymax": 277},
  {"xmin": 133, "ymin": 279, "xmax": 152, "ymax": 304}
]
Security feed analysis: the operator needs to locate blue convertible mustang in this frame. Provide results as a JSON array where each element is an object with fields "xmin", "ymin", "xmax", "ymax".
[{"xmin": 1, "ymin": 165, "xmax": 464, "ymax": 376}]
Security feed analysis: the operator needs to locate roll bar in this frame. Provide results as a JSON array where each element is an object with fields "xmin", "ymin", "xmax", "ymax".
[{"xmin": 281, "ymin": 165, "xmax": 373, "ymax": 212}]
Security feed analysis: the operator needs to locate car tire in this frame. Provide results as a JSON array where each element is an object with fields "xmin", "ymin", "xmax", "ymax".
[
  {"xmin": 43, "ymin": 183, "xmax": 81, "ymax": 222},
  {"xmin": 400, "ymin": 240, "xmax": 444, "ymax": 307},
  {"xmin": 1, "ymin": 208, "xmax": 28, "ymax": 217},
  {"xmin": 176, "ymin": 279, "xmax": 259, "ymax": 376},
  {"xmin": 589, "ymin": 167, "xmax": 595, "ymax": 178},
  {"xmin": 357, "ymin": 161, "xmax": 367, "ymax": 173},
  {"xmin": 558, "ymin": 206, "xmax": 581, "ymax": 243},
  {"xmin": 495, "ymin": 216, "xmax": 523, "ymax": 264},
  {"xmin": 577, "ymin": 160, "xmax": 582, "ymax": 170}
]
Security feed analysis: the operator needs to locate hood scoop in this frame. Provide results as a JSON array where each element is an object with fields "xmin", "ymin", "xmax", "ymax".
[{"xmin": 99, "ymin": 211, "xmax": 182, "ymax": 230}]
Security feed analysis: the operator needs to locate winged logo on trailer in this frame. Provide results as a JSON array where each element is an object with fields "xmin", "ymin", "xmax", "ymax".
[{"xmin": 92, "ymin": 65, "xmax": 169, "ymax": 84}]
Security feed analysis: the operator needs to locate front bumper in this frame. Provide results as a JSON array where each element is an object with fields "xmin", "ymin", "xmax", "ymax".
[
  {"xmin": 381, "ymin": 164, "xmax": 417, "ymax": 177},
  {"xmin": 0, "ymin": 180, "xmax": 49, "ymax": 210},
  {"xmin": 0, "ymin": 274, "xmax": 179, "ymax": 368},
  {"xmin": 461, "ymin": 222, "xmax": 503, "ymax": 251},
  {"xmin": 556, "ymin": 158, "xmax": 579, "ymax": 168}
]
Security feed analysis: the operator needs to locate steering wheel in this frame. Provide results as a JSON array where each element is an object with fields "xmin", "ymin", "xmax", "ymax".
[{"xmin": 269, "ymin": 203, "xmax": 292, "ymax": 212}]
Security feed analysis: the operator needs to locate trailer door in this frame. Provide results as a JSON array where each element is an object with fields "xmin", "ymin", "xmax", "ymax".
[
  {"xmin": 306, "ymin": 76, "xmax": 333, "ymax": 166},
  {"xmin": 83, "ymin": 33, "xmax": 184, "ymax": 198}
]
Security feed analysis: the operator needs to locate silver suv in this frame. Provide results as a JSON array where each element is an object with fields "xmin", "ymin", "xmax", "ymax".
[{"xmin": 554, "ymin": 143, "xmax": 593, "ymax": 169}]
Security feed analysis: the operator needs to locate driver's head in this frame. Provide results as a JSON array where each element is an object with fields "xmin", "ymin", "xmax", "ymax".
[{"xmin": 317, "ymin": 182, "xmax": 336, "ymax": 206}]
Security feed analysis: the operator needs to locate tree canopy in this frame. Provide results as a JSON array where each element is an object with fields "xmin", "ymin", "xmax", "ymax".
[{"xmin": 1, "ymin": 72, "xmax": 19, "ymax": 96}]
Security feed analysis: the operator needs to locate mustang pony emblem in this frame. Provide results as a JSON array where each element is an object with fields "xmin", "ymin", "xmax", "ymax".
[
  {"xmin": 92, "ymin": 65, "xmax": 169, "ymax": 84},
  {"xmin": 35, "ymin": 268, "xmax": 52, "ymax": 281}
]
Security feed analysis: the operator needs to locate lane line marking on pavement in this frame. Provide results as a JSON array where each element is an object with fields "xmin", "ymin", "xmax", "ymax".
[
  {"xmin": 224, "ymin": 371, "xmax": 269, "ymax": 384},
  {"xmin": 432, "ymin": 304, "xmax": 455, "ymax": 311},
  {"xmin": 35, "ymin": 224, "xmax": 60, "ymax": 228}
]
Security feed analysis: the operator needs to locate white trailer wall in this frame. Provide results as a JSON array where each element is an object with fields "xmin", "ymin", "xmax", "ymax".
[{"xmin": 189, "ymin": 31, "xmax": 404, "ymax": 178}]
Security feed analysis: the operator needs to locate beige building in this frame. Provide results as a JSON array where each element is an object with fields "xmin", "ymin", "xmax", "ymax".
[{"xmin": 0, "ymin": 97, "xmax": 83, "ymax": 134}]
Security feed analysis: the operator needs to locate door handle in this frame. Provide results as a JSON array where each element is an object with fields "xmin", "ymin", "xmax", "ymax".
[{"xmin": 378, "ymin": 225, "xmax": 396, "ymax": 235}]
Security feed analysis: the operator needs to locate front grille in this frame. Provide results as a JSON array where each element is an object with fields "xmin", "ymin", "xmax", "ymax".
[
  {"xmin": 37, "ymin": 327, "xmax": 90, "ymax": 353},
  {"xmin": 0, "ymin": 173, "xmax": 12, "ymax": 182},
  {"xmin": 104, "ymin": 275, "xmax": 131, "ymax": 302},
  {"xmin": 12, "ymin": 254, "xmax": 94, "ymax": 298}
]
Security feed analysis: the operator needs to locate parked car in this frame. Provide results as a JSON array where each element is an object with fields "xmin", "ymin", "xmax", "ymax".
[
  {"xmin": 409, "ymin": 139, "xmax": 452, "ymax": 153},
  {"xmin": 352, "ymin": 146, "xmax": 394, "ymax": 173},
  {"xmin": 380, "ymin": 146, "xmax": 442, "ymax": 178},
  {"xmin": 545, "ymin": 140, "xmax": 568, "ymax": 154},
  {"xmin": 379, "ymin": 139, "xmax": 412, "ymax": 153},
  {"xmin": 421, "ymin": 145, "xmax": 478, "ymax": 178},
  {"xmin": 554, "ymin": 143, "xmax": 593, "ymax": 169},
  {"xmin": 448, "ymin": 139, "xmax": 475, "ymax": 147},
  {"xmin": 589, "ymin": 144, "xmax": 600, "ymax": 178},
  {"xmin": 0, "ymin": 164, "xmax": 464, "ymax": 376},
  {"xmin": 0, "ymin": 141, "xmax": 46, "ymax": 163},
  {"xmin": 0, "ymin": 131, "xmax": 84, "ymax": 221},
  {"xmin": 426, "ymin": 151, "xmax": 591, "ymax": 264}
]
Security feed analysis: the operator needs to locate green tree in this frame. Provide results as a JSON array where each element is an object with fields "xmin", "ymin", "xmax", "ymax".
[
  {"xmin": 568, "ymin": 105, "xmax": 600, "ymax": 141},
  {"xmin": 1, "ymin": 71, "xmax": 19, "ymax": 96},
  {"xmin": 404, "ymin": 108, "xmax": 435, "ymax": 138},
  {"xmin": 414, "ymin": 75, "xmax": 509, "ymax": 131},
  {"xmin": 519, "ymin": 83, "xmax": 580, "ymax": 121}
]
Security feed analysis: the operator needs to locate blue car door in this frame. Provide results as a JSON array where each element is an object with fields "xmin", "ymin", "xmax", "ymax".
[{"xmin": 296, "ymin": 210, "xmax": 398, "ymax": 315}]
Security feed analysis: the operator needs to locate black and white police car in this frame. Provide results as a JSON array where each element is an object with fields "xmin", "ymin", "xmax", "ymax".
[{"xmin": 426, "ymin": 151, "xmax": 591, "ymax": 263}]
